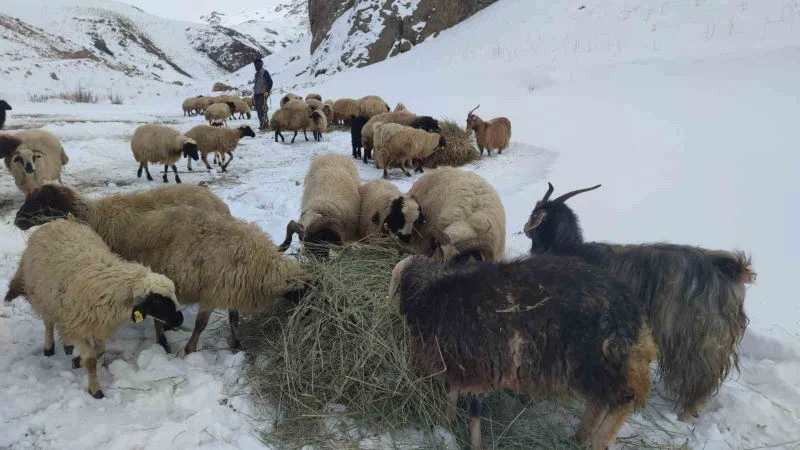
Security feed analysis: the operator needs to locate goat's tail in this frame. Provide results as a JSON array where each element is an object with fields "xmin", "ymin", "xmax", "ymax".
[
  {"xmin": 711, "ymin": 251, "xmax": 756, "ymax": 285},
  {"xmin": 4, "ymin": 271, "xmax": 24, "ymax": 302}
]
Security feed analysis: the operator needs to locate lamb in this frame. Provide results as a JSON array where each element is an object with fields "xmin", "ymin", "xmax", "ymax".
[
  {"xmin": 306, "ymin": 98, "xmax": 324, "ymax": 113},
  {"xmin": 231, "ymin": 100, "xmax": 252, "ymax": 120},
  {"xmin": 0, "ymin": 100, "xmax": 11, "ymax": 129},
  {"xmin": 373, "ymin": 123, "xmax": 446, "ymax": 178},
  {"xmin": 309, "ymin": 110, "xmax": 327, "ymax": 142},
  {"xmin": 278, "ymin": 154, "xmax": 361, "ymax": 257},
  {"xmin": 407, "ymin": 168, "xmax": 506, "ymax": 262},
  {"xmin": 358, "ymin": 97, "xmax": 390, "ymax": 119},
  {"xmin": 390, "ymin": 254, "xmax": 656, "ymax": 450},
  {"xmin": 333, "ymin": 98, "xmax": 359, "ymax": 125},
  {"xmin": 360, "ymin": 111, "xmax": 416, "ymax": 163},
  {"xmin": 15, "ymin": 189, "xmax": 304, "ymax": 356},
  {"xmin": 130, "ymin": 123, "xmax": 198, "ymax": 184},
  {"xmin": 305, "ymin": 93, "xmax": 322, "ymax": 102},
  {"xmin": 466, "ymin": 104, "xmax": 512, "ymax": 156},
  {"xmin": 0, "ymin": 129, "xmax": 69, "ymax": 196},
  {"xmin": 269, "ymin": 107, "xmax": 310, "ymax": 143},
  {"xmin": 357, "ymin": 179, "xmax": 422, "ymax": 242},
  {"xmin": 280, "ymin": 93, "xmax": 302, "ymax": 108},
  {"xmin": 524, "ymin": 183, "xmax": 756, "ymax": 420},
  {"xmin": 5, "ymin": 219, "xmax": 183, "ymax": 399},
  {"xmin": 204, "ymin": 102, "xmax": 234, "ymax": 126},
  {"xmin": 185, "ymin": 124, "xmax": 255, "ymax": 172}
]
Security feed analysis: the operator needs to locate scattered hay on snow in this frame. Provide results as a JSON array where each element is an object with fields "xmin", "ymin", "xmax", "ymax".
[{"xmin": 425, "ymin": 119, "xmax": 479, "ymax": 168}]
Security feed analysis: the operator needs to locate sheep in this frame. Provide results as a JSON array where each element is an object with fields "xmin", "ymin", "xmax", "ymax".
[
  {"xmin": 306, "ymin": 98, "xmax": 324, "ymax": 113},
  {"xmin": 181, "ymin": 97, "xmax": 198, "ymax": 116},
  {"xmin": 280, "ymin": 93, "xmax": 302, "ymax": 108},
  {"xmin": 523, "ymin": 183, "xmax": 756, "ymax": 420},
  {"xmin": 204, "ymin": 102, "xmax": 234, "ymax": 126},
  {"xmin": 241, "ymin": 96, "xmax": 254, "ymax": 108},
  {"xmin": 349, "ymin": 116, "xmax": 369, "ymax": 159},
  {"xmin": 5, "ymin": 219, "xmax": 183, "ymax": 398},
  {"xmin": 360, "ymin": 111, "xmax": 416, "ymax": 163},
  {"xmin": 466, "ymin": 104, "xmax": 512, "ymax": 156},
  {"xmin": 0, "ymin": 130, "xmax": 69, "ymax": 197},
  {"xmin": 407, "ymin": 168, "xmax": 506, "ymax": 263},
  {"xmin": 231, "ymin": 100, "xmax": 252, "ymax": 120},
  {"xmin": 0, "ymin": 100, "xmax": 11, "ymax": 129},
  {"xmin": 278, "ymin": 154, "xmax": 361, "ymax": 257},
  {"xmin": 358, "ymin": 97, "xmax": 390, "ymax": 119},
  {"xmin": 333, "ymin": 98, "xmax": 359, "ymax": 125},
  {"xmin": 373, "ymin": 123, "xmax": 446, "ymax": 178},
  {"xmin": 389, "ymin": 254, "xmax": 656, "ymax": 450},
  {"xmin": 185, "ymin": 124, "xmax": 255, "ymax": 172},
  {"xmin": 269, "ymin": 107, "xmax": 310, "ymax": 143},
  {"xmin": 130, "ymin": 123, "xmax": 198, "ymax": 184},
  {"xmin": 322, "ymin": 100, "xmax": 335, "ymax": 123},
  {"xmin": 14, "ymin": 188, "xmax": 304, "ymax": 355},
  {"xmin": 309, "ymin": 110, "xmax": 327, "ymax": 142},
  {"xmin": 282, "ymin": 98, "xmax": 309, "ymax": 112},
  {"xmin": 212, "ymin": 82, "xmax": 235, "ymax": 92},
  {"xmin": 305, "ymin": 93, "xmax": 322, "ymax": 102},
  {"xmin": 409, "ymin": 115, "xmax": 441, "ymax": 133},
  {"xmin": 357, "ymin": 179, "xmax": 422, "ymax": 242}
]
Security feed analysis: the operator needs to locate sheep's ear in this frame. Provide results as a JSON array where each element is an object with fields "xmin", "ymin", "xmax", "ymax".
[{"xmin": 0, "ymin": 135, "xmax": 22, "ymax": 158}]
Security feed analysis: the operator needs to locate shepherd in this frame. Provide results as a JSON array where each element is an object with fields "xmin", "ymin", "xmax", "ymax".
[{"xmin": 252, "ymin": 57, "xmax": 273, "ymax": 131}]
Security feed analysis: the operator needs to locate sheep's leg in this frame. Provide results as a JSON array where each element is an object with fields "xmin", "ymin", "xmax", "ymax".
[
  {"xmin": 468, "ymin": 395, "xmax": 484, "ymax": 450},
  {"xmin": 303, "ymin": 130, "xmax": 308, "ymax": 141},
  {"xmin": 414, "ymin": 159, "xmax": 425, "ymax": 173},
  {"xmin": 144, "ymin": 164, "xmax": 154, "ymax": 181},
  {"xmin": 154, "ymin": 319, "xmax": 171, "ymax": 353},
  {"xmin": 228, "ymin": 309, "xmax": 241, "ymax": 350},
  {"xmin": 43, "ymin": 321, "xmax": 55, "ymax": 356},
  {"xmin": 171, "ymin": 165, "xmax": 181, "ymax": 184},
  {"xmin": 590, "ymin": 404, "xmax": 631, "ymax": 450},
  {"xmin": 184, "ymin": 309, "xmax": 211, "ymax": 355},
  {"xmin": 63, "ymin": 343, "xmax": 74, "ymax": 355},
  {"xmin": 573, "ymin": 399, "xmax": 609, "ymax": 444},
  {"xmin": 400, "ymin": 161, "xmax": 412, "ymax": 177},
  {"xmin": 383, "ymin": 165, "xmax": 389, "ymax": 179},
  {"xmin": 137, "ymin": 162, "xmax": 144, "ymax": 178},
  {"xmin": 221, "ymin": 151, "xmax": 233, "ymax": 172},
  {"xmin": 187, "ymin": 155, "xmax": 193, "ymax": 171},
  {"xmin": 75, "ymin": 340, "xmax": 103, "ymax": 399},
  {"xmin": 291, "ymin": 131, "xmax": 298, "ymax": 143},
  {"xmin": 202, "ymin": 153, "xmax": 212, "ymax": 171},
  {"xmin": 162, "ymin": 164, "xmax": 169, "ymax": 183}
]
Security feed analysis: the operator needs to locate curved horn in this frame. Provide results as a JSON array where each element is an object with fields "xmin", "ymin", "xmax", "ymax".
[
  {"xmin": 553, "ymin": 184, "xmax": 602, "ymax": 203},
  {"xmin": 541, "ymin": 182, "xmax": 555, "ymax": 203},
  {"xmin": 453, "ymin": 238, "xmax": 495, "ymax": 262},
  {"xmin": 278, "ymin": 220, "xmax": 304, "ymax": 253},
  {"xmin": 467, "ymin": 104, "xmax": 480, "ymax": 116}
]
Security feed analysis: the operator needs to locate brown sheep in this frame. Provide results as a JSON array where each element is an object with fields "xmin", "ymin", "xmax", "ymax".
[
  {"xmin": 466, "ymin": 105, "xmax": 512, "ymax": 156},
  {"xmin": 333, "ymin": 98, "xmax": 359, "ymax": 124}
]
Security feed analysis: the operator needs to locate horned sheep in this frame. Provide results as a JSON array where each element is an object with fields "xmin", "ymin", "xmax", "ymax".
[
  {"xmin": 204, "ymin": 102, "xmax": 235, "ymax": 126},
  {"xmin": 0, "ymin": 100, "xmax": 11, "ymax": 129},
  {"xmin": 131, "ymin": 123, "xmax": 198, "ymax": 183},
  {"xmin": 15, "ymin": 189, "xmax": 304, "ymax": 355},
  {"xmin": 185, "ymin": 124, "xmax": 255, "ymax": 172},
  {"xmin": 5, "ymin": 219, "xmax": 183, "ymax": 399},
  {"xmin": 466, "ymin": 104, "xmax": 511, "ymax": 156},
  {"xmin": 309, "ymin": 110, "xmax": 327, "ymax": 142},
  {"xmin": 0, "ymin": 130, "xmax": 69, "ymax": 197},
  {"xmin": 390, "ymin": 254, "xmax": 656, "ymax": 450},
  {"xmin": 524, "ymin": 183, "xmax": 756, "ymax": 420},
  {"xmin": 357, "ymin": 179, "xmax": 422, "ymax": 242},
  {"xmin": 373, "ymin": 122, "xmax": 446, "ymax": 178},
  {"xmin": 407, "ymin": 168, "xmax": 506, "ymax": 262},
  {"xmin": 279, "ymin": 154, "xmax": 361, "ymax": 257}
]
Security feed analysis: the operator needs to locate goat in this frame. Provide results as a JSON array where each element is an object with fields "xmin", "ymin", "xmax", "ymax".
[{"xmin": 466, "ymin": 104, "xmax": 511, "ymax": 156}]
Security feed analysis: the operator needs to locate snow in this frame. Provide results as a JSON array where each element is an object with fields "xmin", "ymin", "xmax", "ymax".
[{"xmin": 2, "ymin": 0, "xmax": 800, "ymax": 448}]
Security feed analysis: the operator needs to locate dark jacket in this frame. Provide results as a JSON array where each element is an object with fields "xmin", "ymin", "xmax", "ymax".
[{"xmin": 254, "ymin": 68, "xmax": 273, "ymax": 95}]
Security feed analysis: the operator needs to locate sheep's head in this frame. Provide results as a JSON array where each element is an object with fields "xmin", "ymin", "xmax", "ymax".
[
  {"xmin": 132, "ymin": 274, "xmax": 183, "ymax": 330},
  {"xmin": 466, "ymin": 104, "xmax": 481, "ymax": 130},
  {"xmin": 15, "ymin": 184, "xmax": 81, "ymax": 230},
  {"xmin": 304, "ymin": 216, "xmax": 346, "ymax": 258},
  {"xmin": 0, "ymin": 100, "xmax": 11, "ymax": 111},
  {"xmin": 181, "ymin": 138, "xmax": 199, "ymax": 161},
  {"xmin": 524, "ymin": 182, "xmax": 600, "ymax": 253},
  {"xmin": 239, "ymin": 125, "xmax": 256, "ymax": 138},
  {"xmin": 383, "ymin": 196, "xmax": 424, "ymax": 243},
  {"xmin": 412, "ymin": 116, "xmax": 440, "ymax": 133},
  {"xmin": 437, "ymin": 135, "xmax": 447, "ymax": 149},
  {"xmin": 11, "ymin": 149, "xmax": 41, "ymax": 174}
]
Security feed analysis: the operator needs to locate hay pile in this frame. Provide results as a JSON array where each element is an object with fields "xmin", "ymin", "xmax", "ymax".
[
  {"xmin": 426, "ymin": 119, "xmax": 480, "ymax": 168},
  {"xmin": 241, "ymin": 243, "xmax": 585, "ymax": 448}
]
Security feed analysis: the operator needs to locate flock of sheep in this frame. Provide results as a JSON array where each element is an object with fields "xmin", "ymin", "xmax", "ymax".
[{"xmin": 0, "ymin": 89, "xmax": 755, "ymax": 450}]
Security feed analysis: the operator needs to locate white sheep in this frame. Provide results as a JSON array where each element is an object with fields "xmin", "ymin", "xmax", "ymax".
[
  {"xmin": 306, "ymin": 98, "xmax": 324, "ymax": 113},
  {"xmin": 358, "ymin": 179, "xmax": 422, "ymax": 242},
  {"xmin": 0, "ymin": 130, "xmax": 69, "ymax": 197},
  {"xmin": 373, "ymin": 123, "xmax": 446, "ymax": 178},
  {"xmin": 231, "ymin": 99, "xmax": 252, "ymax": 120},
  {"xmin": 5, "ymin": 219, "xmax": 182, "ymax": 399},
  {"xmin": 407, "ymin": 167, "xmax": 506, "ymax": 262},
  {"xmin": 204, "ymin": 102, "xmax": 234, "ymax": 126},
  {"xmin": 185, "ymin": 124, "xmax": 255, "ymax": 172},
  {"xmin": 269, "ymin": 108, "xmax": 311, "ymax": 143},
  {"xmin": 131, "ymin": 123, "xmax": 199, "ymax": 183}
]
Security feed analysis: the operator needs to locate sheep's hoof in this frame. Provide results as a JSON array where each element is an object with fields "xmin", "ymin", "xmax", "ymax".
[
  {"xmin": 63, "ymin": 345, "xmax": 74, "ymax": 355},
  {"xmin": 187, "ymin": 167, "xmax": 192, "ymax": 172},
  {"xmin": 72, "ymin": 357, "xmax": 82, "ymax": 369},
  {"xmin": 231, "ymin": 339, "xmax": 242, "ymax": 351},
  {"xmin": 158, "ymin": 336, "xmax": 171, "ymax": 354},
  {"xmin": 162, "ymin": 175, "xmax": 168, "ymax": 183},
  {"xmin": 91, "ymin": 389, "xmax": 105, "ymax": 400},
  {"xmin": 43, "ymin": 345, "xmax": 55, "ymax": 357},
  {"xmin": 146, "ymin": 175, "xmax": 153, "ymax": 181}
]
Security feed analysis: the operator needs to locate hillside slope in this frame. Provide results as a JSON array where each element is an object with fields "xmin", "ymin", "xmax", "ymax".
[{"xmin": 201, "ymin": 0, "xmax": 308, "ymax": 54}]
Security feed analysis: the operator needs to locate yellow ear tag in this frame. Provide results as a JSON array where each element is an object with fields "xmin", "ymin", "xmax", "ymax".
[{"xmin": 133, "ymin": 311, "xmax": 144, "ymax": 323}]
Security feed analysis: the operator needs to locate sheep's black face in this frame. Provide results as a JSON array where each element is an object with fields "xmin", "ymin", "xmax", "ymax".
[
  {"xmin": 133, "ymin": 293, "xmax": 184, "ymax": 330},
  {"xmin": 241, "ymin": 126, "xmax": 256, "ymax": 138},
  {"xmin": 15, "ymin": 185, "xmax": 74, "ymax": 230},
  {"xmin": 384, "ymin": 197, "xmax": 420, "ymax": 243},
  {"xmin": 0, "ymin": 100, "xmax": 11, "ymax": 111},
  {"xmin": 438, "ymin": 136, "xmax": 447, "ymax": 149},
  {"xmin": 183, "ymin": 142, "xmax": 199, "ymax": 161}
]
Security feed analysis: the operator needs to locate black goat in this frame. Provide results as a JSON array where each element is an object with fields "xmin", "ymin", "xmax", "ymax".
[
  {"xmin": 524, "ymin": 183, "xmax": 756, "ymax": 420},
  {"xmin": 409, "ymin": 115, "xmax": 440, "ymax": 133},
  {"xmin": 390, "ymin": 255, "xmax": 656, "ymax": 450},
  {"xmin": 0, "ymin": 100, "xmax": 11, "ymax": 130},
  {"xmin": 350, "ymin": 116, "xmax": 368, "ymax": 159}
]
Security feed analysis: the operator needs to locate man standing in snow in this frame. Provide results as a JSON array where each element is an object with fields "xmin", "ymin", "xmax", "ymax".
[{"xmin": 252, "ymin": 57, "xmax": 273, "ymax": 131}]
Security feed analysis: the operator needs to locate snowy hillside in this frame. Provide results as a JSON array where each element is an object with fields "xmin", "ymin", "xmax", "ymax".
[
  {"xmin": 1, "ymin": 0, "xmax": 800, "ymax": 449},
  {"xmin": 201, "ymin": 0, "xmax": 308, "ymax": 54}
]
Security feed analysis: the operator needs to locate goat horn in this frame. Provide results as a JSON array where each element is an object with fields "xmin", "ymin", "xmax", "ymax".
[
  {"xmin": 468, "ymin": 104, "xmax": 480, "ymax": 116},
  {"xmin": 541, "ymin": 182, "xmax": 555, "ymax": 203},
  {"xmin": 553, "ymin": 184, "xmax": 602, "ymax": 203},
  {"xmin": 278, "ymin": 220, "xmax": 304, "ymax": 252}
]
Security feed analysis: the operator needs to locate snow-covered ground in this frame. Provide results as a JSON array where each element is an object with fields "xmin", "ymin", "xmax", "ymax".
[{"xmin": 2, "ymin": 0, "xmax": 800, "ymax": 448}]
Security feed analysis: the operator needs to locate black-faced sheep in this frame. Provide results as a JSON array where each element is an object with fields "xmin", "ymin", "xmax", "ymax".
[
  {"xmin": 0, "ymin": 100, "xmax": 11, "ymax": 129},
  {"xmin": 390, "ymin": 254, "xmax": 656, "ymax": 450},
  {"xmin": 309, "ymin": 110, "xmax": 327, "ymax": 142},
  {"xmin": 524, "ymin": 183, "xmax": 756, "ymax": 420},
  {"xmin": 333, "ymin": 98, "xmax": 359, "ymax": 125},
  {"xmin": 0, "ymin": 130, "xmax": 69, "ymax": 196},
  {"xmin": 204, "ymin": 102, "xmax": 234, "ymax": 126},
  {"xmin": 466, "ymin": 105, "xmax": 512, "ymax": 156},
  {"xmin": 407, "ymin": 168, "xmax": 506, "ymax": 262},
  {"xmin": 5, "ymin": 219, "xmax": 183, "ymax": 399},
  {"xmin": 279, "ymin": 154, "xmax": 361, "ymax": 257},
  {"xmin": 358, "ymin": 179, "xmax": 422, "ymax": 242},
  {"xmin": 373, "ymin": 123, "xmax": 446, "ymax": 178},
  {"xmin": 185, "ymin": 124, "xmax": 255, "ymax": 172},
  {"xmin": 131, "ymin": 124, "xmax": 198, "ymax": 183},
  {"xmin": 269, "ymin": 107, "xmax": 310, "ymax": 143}
]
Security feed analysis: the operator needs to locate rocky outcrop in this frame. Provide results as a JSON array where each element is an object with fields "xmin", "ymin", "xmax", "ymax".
[
  {"xmin": 308, "ymin": 0, "xmax": 498, "ymax": 75},
  {"xmin": 186, "ymin": 25, "xmax": 271, "ymax": 73}
]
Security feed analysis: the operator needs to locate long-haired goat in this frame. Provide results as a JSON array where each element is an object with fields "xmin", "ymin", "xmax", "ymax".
[
  {"xmin": 466, "ymin": 104, "xmax": 511, "ymax": 156},
  {"xmin": 524, "ymin": 183, "xmax": 756, "ymax": 420},
  {"xmin": 390, "ymin": 254, "xmax": 656, "ymax": 450}
]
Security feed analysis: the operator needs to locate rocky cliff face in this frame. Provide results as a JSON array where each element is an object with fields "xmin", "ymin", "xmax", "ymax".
[{"xmin": 308, "ymin": 0, "xmax": 497, "ymax": 76}]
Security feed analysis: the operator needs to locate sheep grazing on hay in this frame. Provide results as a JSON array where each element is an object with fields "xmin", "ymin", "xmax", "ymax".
[
  {"xmin": 390, "ymin": 254, "xmax": 656, "ymax": 450},
  {"xmin": 524, "ymin": 183, "xmax": 756, "ymax": 420},
  {"xmin": 466, "ymin": 104, "xmax": 511, "ymax": 156}
]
